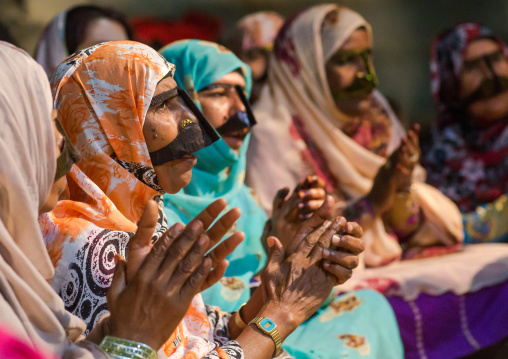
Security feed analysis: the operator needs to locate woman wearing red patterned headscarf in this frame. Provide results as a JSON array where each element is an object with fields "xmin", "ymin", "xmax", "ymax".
[{"xmin": 423, "ymin": 22, "xmax": 508, "ymax": 244}]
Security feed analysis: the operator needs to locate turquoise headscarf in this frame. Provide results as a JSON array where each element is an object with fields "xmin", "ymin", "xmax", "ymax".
[{"xmin": 160, "ymin": 40, "xmax": 267, "ymax": 311}]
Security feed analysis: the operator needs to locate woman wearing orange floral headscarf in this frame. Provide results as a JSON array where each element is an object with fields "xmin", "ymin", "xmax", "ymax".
[{"xmin": 40, "ymin": 41, "xmax": 248, "ymax": 357}]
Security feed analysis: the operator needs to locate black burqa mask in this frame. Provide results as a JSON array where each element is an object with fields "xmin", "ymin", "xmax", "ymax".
[
  {"xmin": 200, "ymin": 84, "xmax": 257, "ymax": 137},
  {"xmin": 148, "ymin": 87, "xmax": 219, "ymax": 166},
  {"xmin": 329, "ymin": 49, "xmax": 378, "ymax": 100},
  {"xmin": 461, "ymin": 50, "xmax": 508, "ymax": 106}
]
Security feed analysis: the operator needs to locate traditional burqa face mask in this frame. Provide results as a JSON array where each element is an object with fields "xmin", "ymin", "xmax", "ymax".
[
  {"xmin": 54, "ymin": 117, "xmax": 80, "ymax": 180},
  {"xmin": 148, "ymin": 87, "xmax": 219, "ymax": 166},
  {"xmin": 330, "ymin": 49, "xmax": 378, "ymax": 100},
  {"xmin": 462, "ymin": 50, "xmax": 508, "ymax": 105},
  {"xmin": 200, "ymin": 84, "xmax": 257, "ymax": 136}
]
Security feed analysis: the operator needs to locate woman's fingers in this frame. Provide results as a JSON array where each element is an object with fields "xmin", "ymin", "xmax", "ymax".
[
  {"xmin": 181, "ymin": 257, "xmax": 213, "ymax": 298},
  {"xmin": 129, "ymin": 200, "xmax": 159, "ymax": 252},
  {"xmin": 200, "ymin": 259, "xmax": 229, "ymax": 291},
  {"xmin": 322, "ymin": 261, "xmax": 353, "ymax": 285},
  {"xmin": 285, "ymin": 195, "xmax": 334, "ymax": 254},
  {"xmin": 190, "ymin": 198, "xmax": 227, "ymax": 230},
  {"xmin": 300, "ymin": 176, "xmax": 325, "ymax": 190},
  {"xmin": 331, "ymin": 234, "xmax": 365, "ymax": 255},
  {"xmin": 107, "ymin": 255, "xmax": 127, "ymax": 304},
  {"xmin": 297, "ymin": 199, "xmax": 326, "ymax": 215},
  {"xmin": 208, "ymin": 232, "xmax": 245, "ymax": 267},
  {"xmin": 127, "ymin": 222, "xmax": 185, "ymax": 282},
  {"xmin": 297, "ymin": 188, "xmax": 326, "ymax": 201},
  {"xmin": 322, "ymin": 248, "xmax": 359, "ymax": 269},
  {"xmin": 135, "ymin": 220, "xmax": 187, "ymax": 281},
  {"xmin": 205, "ymin": 208, "xmax": 241, "ymax": 249},
  {"xmin": 345, "ymin": 222, "xmax": 363, "ymax": 238},
  {"xmin": 272, "ymin": 187, "xmax": 290, "ymax": 213},
  {"xmin": 167, "ymin": 233, "xmax": 210, "ymax": 289},
  {"xmin": 158, "ymin": 220, "xmax": 205, "ymax": 278},
  {"xmin": 308, "ymin": 216, "xmax": 346, "ymax": 261}
]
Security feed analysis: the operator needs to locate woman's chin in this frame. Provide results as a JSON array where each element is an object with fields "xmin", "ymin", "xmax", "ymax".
[
  {"xmin": 469, "ymin": 92, "xmax": 508, "ymax": 123},
  {"xmin": 156, "ymin": 165, "xmax": 194, "ymax": 194},
  {"xmin": 163, "ymin": 171, "xmax": 193, "ymax": 194},
  {"xmin": 223, "ymin": 136, "xmax": 244, "ymax": 151}
]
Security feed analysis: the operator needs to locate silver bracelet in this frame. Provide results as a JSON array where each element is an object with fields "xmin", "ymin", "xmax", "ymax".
[{"xmin": 99, "ymin": 336, "xmax": 157, "ymax": 359}]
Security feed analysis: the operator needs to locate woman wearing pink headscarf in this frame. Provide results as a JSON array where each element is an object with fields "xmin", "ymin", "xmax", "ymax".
[
  {"xmin": 246, "ymin": 4, "xmax": 463, "ymax": 267},
  {"xmin": 229, "ymin": 11, "xmax": 285, "ymax": 103}
]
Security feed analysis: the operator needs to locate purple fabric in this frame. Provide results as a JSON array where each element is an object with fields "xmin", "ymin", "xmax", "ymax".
[{"xmin": 388, "ymin": 280, "xmax": 508, "ymax": 358}]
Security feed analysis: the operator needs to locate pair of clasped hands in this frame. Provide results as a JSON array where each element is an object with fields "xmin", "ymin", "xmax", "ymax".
[{"xmin": 106, "ymin": 176, "xmax": 364, "ymax": 353}]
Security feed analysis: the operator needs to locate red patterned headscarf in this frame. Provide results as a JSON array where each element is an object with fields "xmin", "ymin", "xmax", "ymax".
[{"xmin": 430, "ymin": 22, "xmax": 508, "ymax": 126}]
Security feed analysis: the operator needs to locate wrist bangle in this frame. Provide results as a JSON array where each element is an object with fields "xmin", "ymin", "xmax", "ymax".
[
  {"xmin": 99, "ymin": 336, "xmax": 157, "ymax": 359},
  {"xmin": 234, "ymin": 303, "xmax": 248, "ymax": 330}
]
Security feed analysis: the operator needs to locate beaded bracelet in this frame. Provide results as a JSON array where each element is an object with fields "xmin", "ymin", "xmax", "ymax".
[{"xmin": 99, "ymin": 336, "xmax": 157, "ymax": 359}]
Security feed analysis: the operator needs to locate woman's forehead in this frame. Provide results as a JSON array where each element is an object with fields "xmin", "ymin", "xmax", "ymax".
[
  {"xmin": 154, "ymin": 77, "xmax": 177, "ymax": 96},
  {"xmin": 464, "ymin": 39, "xmax": 500, "ymax": 60},
  {"xmin": 339, "ymin": 28, "xmax": 371, "ymax": 52},
  {"xmin": 211, "ymin": 71, "xmax": 246, "ymax": 86}
]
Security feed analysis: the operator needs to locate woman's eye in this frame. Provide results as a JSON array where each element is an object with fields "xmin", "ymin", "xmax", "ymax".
[
  {"xmin": 491, "ymin": 52, "xmax": 503, "ymax": 63},
  {"xmin": 333, "ymin": 55, "xmax": 357, "ymax": 66},
  {"xmin": 155, "ymin": 103, "xmax": 167, "ymax": 113},
  {"xmin": 207, "ymin": 91, "xmax": 228, "ymax": 98}
]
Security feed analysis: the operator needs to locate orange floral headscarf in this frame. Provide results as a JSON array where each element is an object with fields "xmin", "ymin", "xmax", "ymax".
[{"xmin": 52, "ymin": 41, "xmax": 175, "ymax": 221}]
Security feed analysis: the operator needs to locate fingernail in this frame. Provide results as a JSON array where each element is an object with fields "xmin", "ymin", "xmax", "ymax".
[
  {"xmin": 332, "ymin": 234, "xmax": 341, "ymax": 245},
  {"xmin": 190, "ymin": 220, "xmax": 202, "ymax": 231},
  {"xmin": 323, "ymin": 261, "xmax": 330, "ymax": 268},
  {"xmin": 298, "ymin": 203, "xmax": 304, "ymax": 208},
  {"xmin": 298, "ymin": 191, "xmax": 305, "ymax": 199},
  {"xmin": 323, "ymin": 248, "xmax": 330, "ymax": 257},
  {"xmin": 198, "ymin": 235, "xmax": 207, "ymax": 246},
  {"xmin": 324, "ymin": 220, "xmax": 332, "ymax": 228}
]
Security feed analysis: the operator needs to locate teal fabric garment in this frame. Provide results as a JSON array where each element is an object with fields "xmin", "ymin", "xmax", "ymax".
[
  {"xmin": 283, "ymin": 290, "xmax": 404, "ymax": 358},
  {"xmin": 160, "ymin": 40, "xmax": 403, "ymax": 358},
  {"xmin": 161, "ymin": 40, "xmax": 267, "ymax": 311}
]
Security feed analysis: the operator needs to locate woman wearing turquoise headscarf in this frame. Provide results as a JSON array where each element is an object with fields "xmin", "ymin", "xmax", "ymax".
[
  {"xmin": 161, "ymin": 40, "xmax": 328, "ymax": 311},
  {"xmin": 161, "ymin": 39, "xmax": 267, "ymax": 310},
  {"xmin": 160, "ymin": 40, "xmax": 403, "ymax": 359}
]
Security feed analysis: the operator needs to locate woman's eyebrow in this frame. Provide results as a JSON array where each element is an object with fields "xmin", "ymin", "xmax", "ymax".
[
  {"xmin": 150, "ymin": 87, "xmax": 178, "ymax": 107},
  {"xmin": 200, "ymin": 83, "xmax": 244, "ymax": 91}
]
